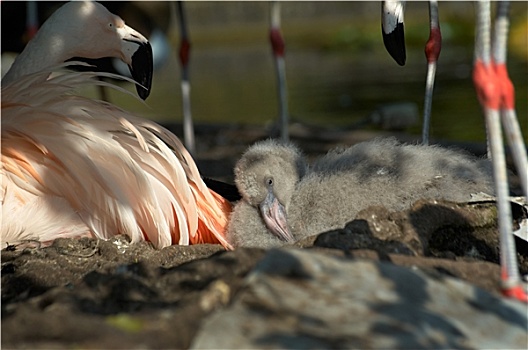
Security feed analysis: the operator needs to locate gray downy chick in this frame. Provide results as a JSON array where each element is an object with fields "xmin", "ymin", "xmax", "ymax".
[{"xmin": 227, "ymin": 137, "xmax": 495, "ymax": 248}]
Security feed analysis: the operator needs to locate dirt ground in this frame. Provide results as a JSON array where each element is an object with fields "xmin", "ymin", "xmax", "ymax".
[{"xmin": 2, "ymin": 123, "xmax": 527, "ymax": 349}]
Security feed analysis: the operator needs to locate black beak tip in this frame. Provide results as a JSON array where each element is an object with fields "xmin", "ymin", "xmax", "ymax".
[
  {"xmin": 129, "ymin": 41, "xmax": 153, "ymax": 100},
  {"xmin": 382, "ymin": 22, "xmax": 406, "ymax": 66}
]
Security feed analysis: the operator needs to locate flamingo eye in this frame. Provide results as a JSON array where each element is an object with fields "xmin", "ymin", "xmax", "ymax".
[{"xmin": 266, "ymin": 178, "xmax": 274, "ymax": 186}]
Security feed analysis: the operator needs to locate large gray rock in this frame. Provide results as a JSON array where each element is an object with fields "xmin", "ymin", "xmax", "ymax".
[{"xmin": 191, "ymin": 248, "xmax": 528, "ymax": 349}]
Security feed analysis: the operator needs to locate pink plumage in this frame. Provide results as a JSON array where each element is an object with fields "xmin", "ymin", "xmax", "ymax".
[{"xmin": 1, "ymin": 2, "xmax": 233, "ymax": 250}]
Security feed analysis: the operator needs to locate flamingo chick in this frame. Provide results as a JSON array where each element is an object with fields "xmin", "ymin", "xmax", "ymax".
[
  {"xmin": 1, "ymin": 1, "xmax": 232, "ymax": 250},
  {"xmin": 227, "ymin": 138, "xmax": 495, "ymax": 248}
]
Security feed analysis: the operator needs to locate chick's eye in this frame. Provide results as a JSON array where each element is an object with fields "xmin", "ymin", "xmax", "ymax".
[
  {"xmin": 108, "ymin": 23, "xmax": 113, "ymax": 28},
  {"xmin": 266, "ymin": 178, "xmax": 273, "ymax": 186}
]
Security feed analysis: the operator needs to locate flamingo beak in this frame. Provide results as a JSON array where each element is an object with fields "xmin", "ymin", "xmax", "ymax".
[
  {"xmin": 119, "ymin": 25, "xmax": 153, "ymax": 100},
  {"xmin": 259, "ymin": 187, "xmax": 295, "ymax": 243},
  {"xmin": 128, "ymin": 41, "xmax": 153, "ymax": 100},
  {"xmin": 382, "ymin": 0, "xmax": 406, "ymax": 66}
]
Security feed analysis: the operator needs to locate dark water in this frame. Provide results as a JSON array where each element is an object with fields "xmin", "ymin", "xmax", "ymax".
[
  {"xmin": 86, "ymin": 1, "xmax": 528, "ymax": 144},
  {"xmin": 130, "ymin": 46, "xmax": 526, "ymax": 144}
]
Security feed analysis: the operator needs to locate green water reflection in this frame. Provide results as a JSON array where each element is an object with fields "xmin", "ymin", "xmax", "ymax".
[{"xmin": 100, "ymin": 1, "xmax": 527, "ymax": 144}]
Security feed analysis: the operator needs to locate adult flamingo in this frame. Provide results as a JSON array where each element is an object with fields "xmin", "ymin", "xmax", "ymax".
[
  {"xmin": 382, "ymin": 1, "xmax": 528, "ymax": 301},
  {"xmin": 1, "ymin": 1, "xmax": 233, "ymax": 250}
]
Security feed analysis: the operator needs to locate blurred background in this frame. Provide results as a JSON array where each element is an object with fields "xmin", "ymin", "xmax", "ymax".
[{"xmin": 2, "ymin": 1, "xmax": 527, "ymax": 179}]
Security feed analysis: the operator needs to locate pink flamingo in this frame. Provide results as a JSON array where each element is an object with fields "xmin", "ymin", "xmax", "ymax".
[{"xmin": 1, "ymin": 1, "xmax": 233, "ymax": 250}]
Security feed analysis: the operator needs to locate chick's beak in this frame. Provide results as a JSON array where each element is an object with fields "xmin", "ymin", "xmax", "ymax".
[{"xmin": 259, "ymin": 188, "xmax": 295, "ymax": 243}]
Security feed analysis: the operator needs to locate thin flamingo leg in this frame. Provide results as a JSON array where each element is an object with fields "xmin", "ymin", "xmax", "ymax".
[
  {"xmin": 422, "ymin": 0, "xmax": 441, "ymax": 145},
  {"xmin": 473, "ymin": 0, "xmax": 527, "ymax": 303},
  {"xmin": 269, "ymin": 1, "xmax": 289, "ymax": 142},
  {"xmin": 174, "ymin": 1, "xmax": 195, "ymax": 155},
  {"xmin": 492, "ymin": 2, "xmax": 528, "ymax": 197}
]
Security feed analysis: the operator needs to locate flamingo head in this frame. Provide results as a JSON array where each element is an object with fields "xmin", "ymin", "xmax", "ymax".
[
  {"xmin": 14, "ymin": 1, "xmax": 154, "ymax": 99},
  {"xmin": 69, "ymin": 1, "xmax": 153, "ymax": 99}
]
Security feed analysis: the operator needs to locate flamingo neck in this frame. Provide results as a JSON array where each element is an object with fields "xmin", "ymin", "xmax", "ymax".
[{"xmin": 2, "ymin": 31, "xmax": 73, "ymax": 85}]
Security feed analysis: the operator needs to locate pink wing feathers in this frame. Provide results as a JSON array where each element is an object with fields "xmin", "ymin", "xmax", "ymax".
[{"xmin": 1, "ymin": 64, "xmax": 233, "ymax": 250}]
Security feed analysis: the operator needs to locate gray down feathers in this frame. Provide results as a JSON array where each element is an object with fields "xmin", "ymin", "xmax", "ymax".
[{"xmin": 227, "ymin": 137, "xmax": 495, "ymax": 248}]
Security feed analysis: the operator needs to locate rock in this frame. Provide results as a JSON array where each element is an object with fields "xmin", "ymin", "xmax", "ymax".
[{"xmin": 191, "ymin": 248, "xmax": 528, "ymax": 349}]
